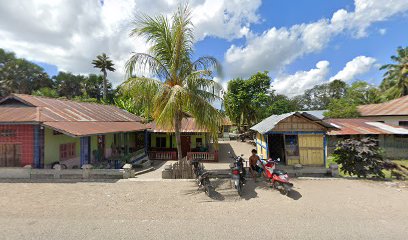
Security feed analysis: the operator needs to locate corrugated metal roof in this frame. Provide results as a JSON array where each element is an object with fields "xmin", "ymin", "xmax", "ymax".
[
  {"xmin": 43, "ymin": 122, "xmax": 146, "ymax": 137},
  {"xmin": 326, "ymin": 118, "xmax": 408, "ymax": 135},
  {"xmin": 148, "ymin": 118, "xmax": 208, "ymax": 133},
  {"xmin": 0, "ymin": 107, "xmax": 39, "ymax": 122},
  {"xmin": 250, "ymin": 112, "xmax": 334, "ymax": 134},
  {"xmin": 358, "ymin": 95, "xmax": 408, "ymax": 116},
  {"xmin": 0, "ymin": 94, "xmax": 147, "ymax": 136}
]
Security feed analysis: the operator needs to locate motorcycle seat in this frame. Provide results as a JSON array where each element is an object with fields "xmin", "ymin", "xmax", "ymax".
[{"xmin": 273, "ymin": 169, "xmax": 286, "ymax": 175}]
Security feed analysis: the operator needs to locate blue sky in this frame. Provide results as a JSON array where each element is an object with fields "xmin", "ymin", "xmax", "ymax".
[{"xmin": 1, "ymin": 0, "xmax": 407, "ymax": 96}]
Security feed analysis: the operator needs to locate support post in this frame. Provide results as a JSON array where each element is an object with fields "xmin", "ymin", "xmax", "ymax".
[
  {"xmin": 124, "ymin": 132, "xmax": 129, "ymax": 155},
  {"xmin": 33, "ymin": 125, "xmax": 41, "ymax": 168},
  {"xmin": 323, "ymin": 134, "xmax": 327, "ymax": 167},
  {"xmin": 144, "ymin": 130, "xmax": 148, "ymax": 155},
  {"xmin": 80, "ymin": 136, "xmax": 91, "ymax": 166}
]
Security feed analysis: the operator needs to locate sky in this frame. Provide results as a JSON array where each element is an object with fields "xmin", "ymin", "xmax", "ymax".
[{"xmin": 0, "ymin": 0, "xmax": 407, "ymax": 97}]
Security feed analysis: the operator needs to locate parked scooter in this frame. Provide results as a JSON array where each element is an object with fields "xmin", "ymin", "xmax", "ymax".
[
  {"xmin": 228, "ymin": 151, "xmax": 246, "ymax": 196},
  {"xmin": 191, "ymin": 158, "xmax": 213, "ymax": 197},
  {"xmin": 262, "ymin": 158, "xmax": 293, "ymax": 195}
]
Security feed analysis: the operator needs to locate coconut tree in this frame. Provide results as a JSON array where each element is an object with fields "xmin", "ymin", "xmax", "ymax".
[
  {"xmin": 121, "ymin": 4, "xmax": 223, "ymax": 160},
  {"xmin": 380, "ymin": 46, "xmax": 408, "ymax": 99},
  {"xmin": 92, "ymin": 53, "xmax": 115, "ymax": 100}
]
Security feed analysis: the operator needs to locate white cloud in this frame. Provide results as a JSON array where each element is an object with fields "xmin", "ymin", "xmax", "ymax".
[
  {"xmin": 225, "ymin": 0, "xmax": 408, "ymax": 78},
  {"xmin": 0, "ymin": 0, "xmax": 261, "ymax": 85},
  {"xmin": 379, "ymin": 28, "xmax": 387, "ymax": 35},
  {"xmin": 272, "ymin": 61, "xmax": 330, "ymax": 97},
  {"xmin": 329, "ymin": 56, "xmax": 376, "ymax": 82},
  {"xmin": 273, "ymin": 56, "xmax": 377, "ymax": 97}
]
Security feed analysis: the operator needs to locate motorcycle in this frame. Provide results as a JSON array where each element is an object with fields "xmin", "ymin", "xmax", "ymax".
[
  {"xmin": 228, "ymin": 151, "xmax": 246, "ymax": 196},
  {"xmin": 261, "ymin": 158, "xmax": 293, "ymax": 195},
  {"xmin": 191, "ymin": 158, "xmax": 213, "ymax": 197}
]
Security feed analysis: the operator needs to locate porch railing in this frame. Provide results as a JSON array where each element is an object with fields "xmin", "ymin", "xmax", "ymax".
[
  {"xmin": 148, "ymin": 151, "xmax": 177, "ymax": 160},
  {"xmin": 186, "ymin": 151, "xmax": 218, "ymax": 162}
]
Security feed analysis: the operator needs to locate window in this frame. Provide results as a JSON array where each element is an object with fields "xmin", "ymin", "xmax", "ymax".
[
  {"xmin": 60, "ymin": 143, "xmax": 76, "ymax": 160},
  {"xmin": 156, "ymin": 137, "xmax": 166, "ymax": 148},
  {"xmin": 196, "ymin": 138, "xmax": 203, "ymax": 147},
  {"xmin": 284, "ymin": 135, "xmax": 299, "ymax": 157},
  {"xmin": 0, "ymin": 129, "xmax": 16, "ymax": 137},
  {"xmin": 399, "ymin": 121, "xmax": 408, "ymax": 127}
]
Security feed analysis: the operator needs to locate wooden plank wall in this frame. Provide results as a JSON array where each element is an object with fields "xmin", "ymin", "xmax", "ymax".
[
  {"xmin": 0, "ymin": 144, "xmax": 21, "ymax": 167},
  {"xmin": 274, "ymin": 115, "xmax": 325, "ymax": 132},
  {"xmin": 298, "ymin": 135, "xmax": 324, "ymax": 166},
  {"xmin": 255, "ymin": 133, "xmax": 268, "ymax": 159}
]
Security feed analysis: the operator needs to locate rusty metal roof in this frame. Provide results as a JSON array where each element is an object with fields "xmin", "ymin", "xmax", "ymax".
[
  {"xmin": 43, "ymin": 121, "xmax": 146, "ymax": 137},
  {"xmin": 358, "ymin": 95, "xmax": 408, "ymax": 116},
  {"xmin": 148, "ymin": 118, "xmax": 208, "ymax": 133},
  {"xmin": 0, "ymin": 94, "xmax": 147, "ymax": 136},
  {"xmin": 327, "ymin": 118, "xmax": 408, "ymax": 135}
]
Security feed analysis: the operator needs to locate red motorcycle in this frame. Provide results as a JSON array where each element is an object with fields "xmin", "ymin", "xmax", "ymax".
[{"xmin": 261, "ymin": 158, "xmax": 293, "ymax": 195}]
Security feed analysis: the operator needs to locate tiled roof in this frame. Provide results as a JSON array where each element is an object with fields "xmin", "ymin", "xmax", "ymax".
[
  {"xmin": 358, "ymin": 95, "xmax": 408, "ymax": 116},
  {"xmin": 326, "ymin": 118, "xmax": 408, "ymax": 135},
  {"xmin": 148, "ymin": 118, "xmax": 208, "ymax": 133}
]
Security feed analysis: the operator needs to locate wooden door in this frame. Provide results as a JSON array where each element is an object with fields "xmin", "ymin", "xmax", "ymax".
[
  {"xmin": 298, "ymin": 135, "xmax": 324, "ymax": 166},
  {"xmin": 180, "ymin": 136, "xmax": 191, "ymax": 158},
  {"xmin": 0, "ymin": 144, "xmax": 21, "ymax": 167}
]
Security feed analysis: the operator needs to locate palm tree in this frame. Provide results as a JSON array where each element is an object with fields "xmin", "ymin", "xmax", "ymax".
[
  {"xmin": 92, "ymin": 53, "xmax": 115, "ymax": 100},
  {"xmin": 121, "ymin": 4, "xmax": 223, "ymax": 160},
  {"xmin": 380, "ymin": 46, "xmax": 408, "ymax": 99}
]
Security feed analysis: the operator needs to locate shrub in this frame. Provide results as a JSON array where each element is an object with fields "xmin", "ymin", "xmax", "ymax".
[{"xmin": 333, "ymin": 137, "xmax": 385, "ymax": 178}]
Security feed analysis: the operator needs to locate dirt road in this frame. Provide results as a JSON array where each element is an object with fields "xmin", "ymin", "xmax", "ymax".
[{"xmin": 0, "ymin": 179, "xmax": 406, "ymax": 240}]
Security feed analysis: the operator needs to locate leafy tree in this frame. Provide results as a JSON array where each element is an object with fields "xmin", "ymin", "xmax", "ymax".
[
  {"xmin": 333, "ymin": 137, "xmax": 385, "ymax": 178},
  {"xmin": 380, "ymin": 46, "xmax": 408, "ymax": 99},
  {"xmin": 346, "ymin": 81, "xmax": 382, "ymax": 105},
  {"xmin": 82, "ymin": 74, "xmax": 113, "ymax": 101},
  {"xmin": 295, "ymin": 80, "xmax": 348, "ymax": 110},
  {"xmin": 266, "ymin": 92, "xmax": 300, "ymax": 116},
  {"xmin": 121, "ymin": 4, "xmax": 222, "ymax": 160},
  {"xmin": 32, "ymin": 87, "xmax": 59, "ymax": 98},
  {"xmin": 92, "ymin": 53, "xmax": 115, "ymax": 101},
  {"xmin": 0, "ymin": 48, "xmax": 53, "ymax": 97},
  {"xmin": 224, "ymin": 71, "xmax": 271, "ymax": 130},
  {"xmin": 53, "ymin": 72, "xmax": 84, "ymax": 99},
  {"xmin": 324, "ymin": 98, "xmax": 360, "ymax": 118}
]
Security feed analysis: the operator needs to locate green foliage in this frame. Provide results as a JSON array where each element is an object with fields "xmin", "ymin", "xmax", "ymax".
[
  {"xmin": 224, "ymin": 71, "xmax": 271, "ymax": 128},
  {"xmin": 122, "ymin": 3, "xmax": 223, "ymax": 159},
  {"xmin": 333, "ymin": 137, "xmax": 385, "ymax": 178},
  {"xmin": 324, "ymin": 98, "xmax": 360, "ymax": 118},
  {"xmin": 346, "ymin": 81, "xmax": 382, "ymax": 105},
  {"xmin": 53, "ymin": 72, "xmax": 85, "ymax": 99},
  {"xmin": 32, "ymin": 87, "xmax": 59, "ymax": 98},
  {"xmin": 0, "ymin": 48, "xmax": 53, "ymax": 97},
  {"xmin": 380, "ymin": 46, "xmax": 408, "ymax": 100},
  {"xmin": 266, "ymin": 93, "xmax": 300, "ymax": 116},
  {"xmin": 295, "ymin": 80, "xmax": 348, "ymax": 110},
  {"xmin": 92, "ymin": 53, "xmax": 115, "ymax": 101}
]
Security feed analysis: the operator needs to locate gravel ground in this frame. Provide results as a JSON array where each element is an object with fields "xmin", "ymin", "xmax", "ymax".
[{"xmin": 0, "ymin": 178, "xmax": 407, "ymax": 240}]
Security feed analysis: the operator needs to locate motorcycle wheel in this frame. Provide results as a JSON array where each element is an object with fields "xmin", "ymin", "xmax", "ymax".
[
  {"xmin": 204, "ymin": 185, "xmax": 213, "ymax": 197},
  {"xmin": 237, "ymin": 182, "xmax": 243, "ymax": 196},
  {"xmin": 283, "ymin": 183, "xmax": 292, "ymax": 195}
]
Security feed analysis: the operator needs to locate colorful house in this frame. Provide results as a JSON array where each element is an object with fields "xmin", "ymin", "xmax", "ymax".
[
  {"xmin": 147, "ymin": 118, "xmax": 218, "ymax": 161},
  {"xmin": 0, "ymin": 94, "xmax": 147, "ymax": 168},
  {"xmin": 250, "ymin": 112, "xmax": 336, "ymax": 166}
]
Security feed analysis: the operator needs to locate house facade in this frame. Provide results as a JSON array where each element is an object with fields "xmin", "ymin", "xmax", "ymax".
[
  {"xmin": 0, "ymin": 94, "xmax": 147, "ymax": 168},
  {"xmin": 251, "ymin": 112, "xmax": 336, "ymax": 166},
  {"xmin": 358, "ymin": 95, "xmax": 408, "ymax": 127},
  {"xmin": 147, "ymin": 118, "xmax": 218, "ymax": 161},
  {"xmin": 326, "ymin": 118, "xmax": 408, "ymax": 159}
]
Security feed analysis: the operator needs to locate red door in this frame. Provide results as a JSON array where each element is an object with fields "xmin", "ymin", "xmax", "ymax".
[{"xmin": 180, "ymin": 136, "xmax": 191, "ymax": 158}]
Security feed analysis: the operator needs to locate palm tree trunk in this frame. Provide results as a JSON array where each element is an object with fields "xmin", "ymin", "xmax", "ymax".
[
  {"xmin": 174, "ymin": 113, "xmax": 183, "ymax": 161},
  {"xmin": 102, "ymin": 69, "xmax": 107, "ymax": 101}
]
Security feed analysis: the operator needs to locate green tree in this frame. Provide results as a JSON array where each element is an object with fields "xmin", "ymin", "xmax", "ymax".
[
  {"xmin": 324, "ymin": 98, "xmax": 359, "ymax": 118},
  {"xmin": 32, "ymin": 87, "xmax": 59, "ymax": 98},
  {"xmin": 82, "ymin": 74, "xmax": 113, "ymax": 101},
  {"xmin": 92, "ymin": 53, "xmax": 115, "ymax": 101},
  {"xmin": 224, "ymin": 72, "xmax": 271, "ymax": 130},
  {"xmin": 53, "ymin": 72, "xmax": 84, "ymax": 99},
  {"xmin": 0, "ymin": 48, "xmax": 53, "ymax": 97},
  {"xmin": 346, "ymin": 81, "xmax": 382, "ymax": 105},
  {"xmin": 266, "ymin": 93, "xmax": 300, "ymax": 116},
  {"xmin": 380, "ymin": 46, "xmax": 408, "ymax": 99},
  {"xmin": 121, "ymin": 4, "xmax": 222, "ymax": 160}
]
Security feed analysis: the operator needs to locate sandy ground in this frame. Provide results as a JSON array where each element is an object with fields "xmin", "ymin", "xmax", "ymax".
[{"xmin": 0, "ymin": 178, "xmax": 407, "ymax": 240}]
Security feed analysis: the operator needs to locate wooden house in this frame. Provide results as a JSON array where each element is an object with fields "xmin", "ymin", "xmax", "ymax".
[{"xmin": 250, "ymin": 112, "xmax": 336, "ymax": 166}]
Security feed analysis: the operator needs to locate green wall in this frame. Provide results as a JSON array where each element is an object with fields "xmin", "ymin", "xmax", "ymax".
[{"xmin": 44, "ymin": 128, "xmax": 80, "ymax": 165}]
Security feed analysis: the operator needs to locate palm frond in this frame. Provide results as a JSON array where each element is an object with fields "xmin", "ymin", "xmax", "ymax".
[{"xmin": 125, "ymin": 53, "xmax": 171, "ymax": 80}]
